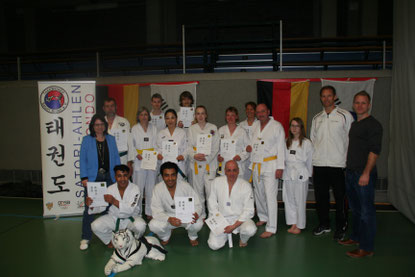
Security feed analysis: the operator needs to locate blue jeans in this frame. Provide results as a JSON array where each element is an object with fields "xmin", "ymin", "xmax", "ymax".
[
  {"xmin": 345, "ymin": 169, "xmax": 376, "ymax": 251},
  {"xmin": 81, "ymin": 171, "xmax": 113, "ymax": 240}
]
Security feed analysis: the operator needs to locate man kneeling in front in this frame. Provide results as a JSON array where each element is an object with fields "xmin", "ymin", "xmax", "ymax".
[
  {"xmin": 149, "ymin": 162, "xmax": 203, "ymax": 246},
  {"xmin": 89, "ymin": 165, "xmax": 147, "ymax": 248},
  {"xmin": 208, "ymin": 160, "xmax": 257, "ymax": 250}
]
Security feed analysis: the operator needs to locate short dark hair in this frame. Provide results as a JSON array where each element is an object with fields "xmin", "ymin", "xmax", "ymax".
[
  {"xmin": 179, "ymin": 91, "xmax": 194, "ymax": 106},
  {"xmin": 103, "ymin": 98, "xmax": 116, "ymax": 105},
  {"xmin": 245, "ymin": 101, "xmax": 257, "ymax": 110},
  {"xmin": 353, "ymin": 90, "xmax": 371, "ymax": 103},
  {"xmin": 164, "ymin": 108, "xmax": 177, "ymax": 118},
  {"xmin": 151, "ymin": 93, "xmax": 163, "ymax": 101},
  {"xmin": 89, "ymin": 114, "xmax": 108, "ymax": 137},
  {"xmin": 320, "ymin": 85, "xmax": 336, "ymax": 97},
  {"xmin": 114, "ymin": 164, "xmax": 130, "ymax": 174},
  {"xmin": 160, "ymin": 162, "xmax": 179, "ymax": 176}
]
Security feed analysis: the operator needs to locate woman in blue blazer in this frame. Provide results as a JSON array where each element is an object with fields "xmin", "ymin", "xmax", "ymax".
[{"xmin": 79, "ymin": 113, "xmax": 120, "ymax": 250}]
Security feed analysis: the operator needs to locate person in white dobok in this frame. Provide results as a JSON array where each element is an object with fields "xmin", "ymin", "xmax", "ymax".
[
  {"xmin": 246, "ymin": 103, "xmax": 285, "ymax": 238},
  {"xmin": 282, "ymin": 118, "xmax": 313, "ymax": 235},
  {"xmin": 156, "ymin": 109, "xmax": 188, "ymax": 181},
  {"xmin": 239, "ymin": 102, "xmax": 258, "ymax": 181},
  {"xmin": 207, "ymin": 160, "xmax": 257, "ymax": 250},
  {"xmin": 186, "ymin": 105, "xmax": 220, "ymax": 218},
  {"xmin": 89, "ymin": 165, "xmax": 147, "ymax": 248},
  {"xmin": 103, "ymin": 98, "xmax": 133, "ymax": 170},
  {"xmin": 129, "ymin": 107, "xmax": 158, "ymax": 220},
  {"xmin": 149, "ymin": 162, "xmax": 203, "ymax": 246},
  {"xmin": 150, "ymin": 93, "xmax": 166, "ymax": 132},
  {"xmin": 217, "ymin": 107, "xmax": 250, "ymax": 180}
]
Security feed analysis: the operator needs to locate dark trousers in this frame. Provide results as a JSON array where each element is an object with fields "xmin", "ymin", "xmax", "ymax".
[
  {"xmin": 81, "ymin": 172, "xmax": 112, "ymax": 240},
  {"xmin": 346, "ymin": 169, "xmax": 376, "ymax": 251},
  {"xmin": 313, "ymin": 166, "xmax": 347, "ymax": 230}
]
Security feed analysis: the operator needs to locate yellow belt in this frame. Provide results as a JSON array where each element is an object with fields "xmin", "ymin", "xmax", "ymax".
[
  {"xmin": 249, "ymin": 155, "xmax": 277, "ymax": 183},
  {"xmin": 193, "ymin": 147, "xmax": 210, "ymax": 175},
  {"xmin": 136, "ymin": 148, "xmax": 155, "ymax": 155}
]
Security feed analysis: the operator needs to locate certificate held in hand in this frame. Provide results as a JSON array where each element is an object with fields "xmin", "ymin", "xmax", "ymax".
[
  {"xmin": 174, "ymin": 196, "xmax": 195, "ymax": 223},
  {"xmin": 141, "ymin": 150, "xmax": 158, "ymax": 170},
  {"xmin": 196, "ymin": 134, "xmax": 212, "ymax": 155},
  {"xmin": 220, "ymin": 139, "xmax": 236, "ymax": 160},
  {"xmin": 162, "ymin": 140, "xmax": 179, "ymax": 163},
  {"xmin": 87, "ymin": 182, "xmax": 108, "ymax": 208},
  {"xmin": 179, "ymin": 107, "xmax": 194, "ymax": 128}
]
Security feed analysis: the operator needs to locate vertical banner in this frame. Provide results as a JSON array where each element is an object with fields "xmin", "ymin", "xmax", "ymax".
[
  {"xmin": 150, "ymin": 82, "xmax": 198, "ymax": 112},
  {"xmin": 257, "ymin": 80, "xmax": 310, "ymax": 135},
  {"xmin": 38, "ymin": 81, "xmax": 96, "ymax": 217}
]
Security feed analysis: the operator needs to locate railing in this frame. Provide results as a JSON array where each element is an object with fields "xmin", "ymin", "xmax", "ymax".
[{"xmin": 0, "ymin": 22, "xmax": 392, "ymax": 81}]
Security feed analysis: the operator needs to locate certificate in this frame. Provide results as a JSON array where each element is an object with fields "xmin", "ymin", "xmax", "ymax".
[
  {"xmin": 111, "ymin": 129, "xmax": 128, "ymax": 152},
  {"xmin": 220, "ymin": 139, "xmax": 236, "ymax": 160},
  {"xmin": 87, "ymin": 182, "xmax": 108, "ymax": 208},
  {"xmin": 251, "ymin": 139, "xmax": 265, "ymax": 163},
  {"xmin": 162, "ymin": 140, "xmax": 179, "ymax": 163},
  {"xmin": 196, "ymin": 134, "xmax": 212, "ymax": 155},
  {"xmin": 141, "ymin": 150, "xmax": 158, "ymax": 170},
  {"xmin": 179, "ymin": 107, "xmax": 194, "ymax": 128},
  {"xmin": 205, "ymin": 212, "xmax": 229, "ymax": 236},
  {"xmin": 175, "ymin": 196, "xmax": 195, "ymax": 223}
]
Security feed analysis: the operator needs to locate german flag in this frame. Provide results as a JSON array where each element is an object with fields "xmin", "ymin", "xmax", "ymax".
[
  {"xmin": 257, "ymin": 79, "xmax": 309, "ymax": 135},
  {"xmin": 96, "ymin": 84, "xmax": 139, "ymax": 127}
]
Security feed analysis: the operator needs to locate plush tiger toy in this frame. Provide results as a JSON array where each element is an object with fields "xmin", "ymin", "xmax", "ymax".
[{"xmin": 104, "ymin": 229, "xmax": 167, "ymax": 276}]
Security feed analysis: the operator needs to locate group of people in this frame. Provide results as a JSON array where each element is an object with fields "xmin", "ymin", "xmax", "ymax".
[{"xmin": 79, "ymin": 86, "xmax": 382, "ymax": 258}]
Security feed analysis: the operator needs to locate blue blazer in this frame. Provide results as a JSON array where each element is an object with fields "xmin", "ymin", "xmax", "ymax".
[{"xmin": 80, "ymin": 134, "xmax": 121, "ymax": 182}]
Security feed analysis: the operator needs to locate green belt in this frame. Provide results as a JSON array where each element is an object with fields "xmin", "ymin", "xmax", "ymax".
[
  {"xmin": 115, "ymin": 217, "xmax": 135, "ymax": 232},
  {"xmin": 119, "ymin": 151, "xmax": 128, "ymax": 157}
]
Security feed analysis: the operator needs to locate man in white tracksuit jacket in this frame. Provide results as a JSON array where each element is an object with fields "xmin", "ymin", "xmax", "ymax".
[{"xmin": 310, "ymin": 85, "xmax": 354, "ymax": 241}]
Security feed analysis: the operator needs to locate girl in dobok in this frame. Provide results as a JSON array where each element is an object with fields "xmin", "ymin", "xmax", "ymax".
[
  {"xmin": 217, "ymin": 107, "xmax": 250, "ymax": 180},
  {"xmin": 186, "ymin": 105, "xmax": 219, "ymax": 218},
  {"xmin": 282, "ymin": 117, "xmax": 313, "ymax": 234},
  {"xmin": 156, "ymin": 109, "xmax": 188, "ymax": 180},
  {"xmin": 129, "ymin": 107, "xmax": 158, "ymax": 220}
]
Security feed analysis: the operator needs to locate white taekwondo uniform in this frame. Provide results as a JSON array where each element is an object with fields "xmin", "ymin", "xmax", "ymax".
[
  {"xmin": 91, "ymin": 182, "xmax": 146, "ymax": 244},
  {"xmin": 249, "ymin": 118, "xmax": 285, "ymax": 234},
  {"xmin": 106, "ymin": 115, "xmax": 131, "ymax": 165},
  {"xmin": 150, "ymin": 111, "xmax": 165, "ymax": 133},
  {"xmin": 239, "ymin": 119, "xmax": 258, "ymax": 181},
  {"xmin": 129, "ymin": 122, "xmax": 158, "ymax": 216},
  {"xmin": 186, "ymin": 122, "xmax": 220, "ymax": 218},
  {"xmin": 282, "ymin": 139, "xmax": 313, "ymax": 229},
  {"xmin": 156, "ymin": 127, "xmax": 188, "ymax": 180},
  {"xmin": 217, "ymin": 125, "xmax": 250, "ymax": 180},
  {"xmin": 149, "ymin": 180, "xmax": 203, "ymax": 242},
  {"xmin": 207, "ymin": 176, "xmax": 257, "ymax": 250}
]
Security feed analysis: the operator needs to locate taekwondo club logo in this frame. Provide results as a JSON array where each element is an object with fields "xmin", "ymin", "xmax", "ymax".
[{"xmin": 40, "ymin": 86, "xmax": 69, "ymax": 114}]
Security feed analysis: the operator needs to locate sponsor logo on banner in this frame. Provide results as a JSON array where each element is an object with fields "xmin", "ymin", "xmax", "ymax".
[
  {"xmin": 39, "ymin": 86, "xmax": 69, "ymax": 114},
  {"xmin": 77, "ymin": 200, "xmax": 85, "ymax": 209},
  {"xmin": 58, "ymin": 200, "xmax": 71, "ymax": 209},
  {"xmin": 46, "ymin": 202, "xmax": 54, "ymax": 210}
]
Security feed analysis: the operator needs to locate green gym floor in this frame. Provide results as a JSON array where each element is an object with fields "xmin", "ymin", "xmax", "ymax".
[{"xmin": 1, "ymin": 197, "xmax": 414, "ymax": 277}]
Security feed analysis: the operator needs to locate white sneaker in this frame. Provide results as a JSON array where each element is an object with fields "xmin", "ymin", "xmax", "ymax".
[{"xmin": 80, "ymin": 239, "xmax": 89, "ymax": 250}]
